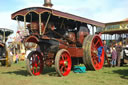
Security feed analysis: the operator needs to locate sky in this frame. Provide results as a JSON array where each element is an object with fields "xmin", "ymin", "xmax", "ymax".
[{"xmin": 0, "ymin": 0, "xmax": 128, "ymax": 35}]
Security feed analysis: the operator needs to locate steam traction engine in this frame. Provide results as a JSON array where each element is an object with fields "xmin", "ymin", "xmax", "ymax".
[
  {"xmin": 11, "ymin": 6, "xmax": 105, "ymax": 76},
  {"xmin": 0, "ymin": 28, "xmax": 13, "ymax": 66}
]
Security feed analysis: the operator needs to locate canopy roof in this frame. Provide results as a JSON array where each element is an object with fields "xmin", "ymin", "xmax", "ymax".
[
  {"xmin": 0, "ymin": 28, "xmax": 13, "ymax": 37},
  {"xmin": 101, "ymin": 29, "xmax": 128, "ymax": 34},
  {"xmin": 101, "ymin": 20, "xmax": 128, "ymax": 34},
  {"xmin": 11, "ymin": 7, "xmax": 105, "ymax": 28}
]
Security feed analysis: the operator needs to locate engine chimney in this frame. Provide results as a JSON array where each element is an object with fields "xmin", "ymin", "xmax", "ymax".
[{"xmin": 43, "ymin": 0, "xmax": 53, "ymax": 8}]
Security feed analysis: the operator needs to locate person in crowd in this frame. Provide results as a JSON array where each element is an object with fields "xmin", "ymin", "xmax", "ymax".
[
  {"xmin": 15, "ymin": 53, "xmax": 19, "ymax": 63},
  {"xmin": 116, "ymin": 41, "xmax": 122, "ymax": 67},
  {"xmin": 111, "ymin": 47, "xmax": 117, "ymax": 67},
  {"xmin": 103, "ymin": 40, "xmax": 108, "ymax": 63},
  {"xmin": 123, "ymin": 40, "xmax": 128, "ymax": 64},
  {"xmin": 124, "ymin": 41, "xmax": 128, "ymax": 57},
  {"xmin": 103, "ymin": 40, "xmax": 108, "ymax": 52},
  {"xmin": 97, "ymin": 46, "xmax": 103, "ymax": 63}
]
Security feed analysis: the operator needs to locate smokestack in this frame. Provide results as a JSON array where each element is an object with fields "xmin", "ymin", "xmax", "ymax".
[{"xmin": 43, "ymin": 0, "xmax": 53, "ymax": 8}]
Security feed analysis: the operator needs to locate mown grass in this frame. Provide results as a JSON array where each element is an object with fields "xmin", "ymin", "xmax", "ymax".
[{"xmin": 0, "ymin": 61, "xmax": 128, "ymax": 85}]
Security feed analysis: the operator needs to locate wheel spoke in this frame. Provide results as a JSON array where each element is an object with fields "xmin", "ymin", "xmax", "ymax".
[
  {"xmin": 64, "ymin": 54, "xmax": 67, "ymax": 60},
  {"xmin": 91, "ymin": 47, "xmax": 95, "ymax": 52},
  {"xmin": 66, "ymin": 58, "xmax": 70, "ymax": 62},
  {"xmin": 92, "ymin": 55, "xmax": 96, "ymax": 60},
  {"xmin": 33, "ymin": 55, "xmax": 36, "ymax": 65},
  {"xmin": 65, "ymin": 54, "xmax": 70, "ymax": 61},
  {"xmin": 94, "ymin": 39, "xmax": 100, "ymax": 48},
  {"xmin": 93, "ymin": 58, "xmax": 98, "ymax": 66},
  {"xmin": 61, "ymin": 55, "xmax": 64, "ymax": 60},
  {"xmin": 65, "ymin": 56, "xmax": 68, "ymax": 61},
  {"xmin": 32, "ymin": 55, "xmax": 34, "ymax": 64},
  {"xmin": 92, "ymin": 42, "xmax": 95, "ymax": 48},
  {"xmin": 64, "ymin": 66, "xmax": 68, "ymax": 71},
  {"xmin": 37, "ymin": 61, "xmax": 41, "ymax": 66},
  {"xmin": 32, "ymin": 67, "xmax": 35, "ymax": 74},
  {"xmin": 59, "ymin": 60, "xmax": 64, "ymax": 65},
  {"xmin": 31, "ymin": 66, "xmax": 34, "ymax": 71},
  {"xmin": 60, "ymin": 66, "xmax": 64, "ymax": 73}
]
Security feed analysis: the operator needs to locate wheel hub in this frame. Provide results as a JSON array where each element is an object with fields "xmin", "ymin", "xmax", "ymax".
[
  {"xmin": 35, "ymin": 63, "xmax": 37, "ymax": 67},
  {"xmin": 64, "ymin": 61, "xmax": 68, "ymax": 66},
  {"xmin": 93, "ymin": 50, "xmax": 98, "ymax": 55}
]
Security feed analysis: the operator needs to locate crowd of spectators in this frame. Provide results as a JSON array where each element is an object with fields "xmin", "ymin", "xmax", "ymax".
[{"xmin": 103, "ymin": 39, "xmax": 128, "ymax": 67}]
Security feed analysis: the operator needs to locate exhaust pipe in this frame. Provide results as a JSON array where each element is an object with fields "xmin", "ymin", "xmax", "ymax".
[{"xmin": 43, "ymin": 0, "xmax": 53, "ymax": 8}]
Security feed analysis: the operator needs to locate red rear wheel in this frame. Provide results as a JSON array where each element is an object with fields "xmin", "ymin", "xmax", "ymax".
[
  {"xmin": 83, "ymin": 35, "xmax": 104, "ymax": 70},
  {"xmin": 26, "ymin": 51, "xmax": 43, "ymax": 76},
  {"xmin": 55, "ymin": 49, "xmax": 72, "ymax": 76}
]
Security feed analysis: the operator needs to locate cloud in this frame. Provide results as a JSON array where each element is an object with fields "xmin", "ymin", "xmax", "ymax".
[
  {"xmin": 0, "ymin": 0, "xmax": 128, "ymax": 43},
  {"xmin": 1, "ymin": 0, "xmax": 128, "ymax": 34},
  {"xmin": 94, "ymin": 7, "xmax": 128, "ymax": 23},
  {"xmin": 14, "ymin": 0, "xmax": 128, "ymax": 23},
  {"xmin": 52, "ymin": 0, "xmax": 128, "ymax": 23},
  {"xmin": 92, "ymin": 0, "xmax": 128, "ymax": 22}
]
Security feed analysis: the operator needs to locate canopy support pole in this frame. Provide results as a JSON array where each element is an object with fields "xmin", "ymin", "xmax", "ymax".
[
  {"xmin": 24, "ymin": 16, "xmax": 26, "ymax": 29},
  {"xmin": 39, "ymin": 14, "xmax": 42, "ymax": 35},
  {"xmin": 43, "ymin": 13, "xmax": 51, "ymax": 35}
]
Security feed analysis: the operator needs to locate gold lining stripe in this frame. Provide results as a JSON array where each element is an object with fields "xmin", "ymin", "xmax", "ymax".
[{"xmin": 12, "ymin": 10, "xmax": 51, "ymax": 19}]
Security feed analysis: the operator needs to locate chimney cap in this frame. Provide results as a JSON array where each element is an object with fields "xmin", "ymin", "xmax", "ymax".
[{"xmin": 43, "ymin": 0, "xmax": 53, "ymax": 8}]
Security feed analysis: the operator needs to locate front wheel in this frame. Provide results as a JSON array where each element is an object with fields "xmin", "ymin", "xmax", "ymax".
[
  {"xmin": 55, "ymin": 49, "xmax": 72, "ymax": 77},
  {"xmin": 26, "ymin": 51, "xmax": 44, "ymax": 76}
]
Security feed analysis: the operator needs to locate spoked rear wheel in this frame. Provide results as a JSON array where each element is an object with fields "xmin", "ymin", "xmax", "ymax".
[
  {"xmin": 83, "ymin": 35, "xmax": 104, "ymax": 70},
  {"xmin": 26, "ymin": 51, "xmax": 43, "ymax": 76},
  {"xmin": 55, "ymin": 49, "xmax": 72, "ymax": 77}
]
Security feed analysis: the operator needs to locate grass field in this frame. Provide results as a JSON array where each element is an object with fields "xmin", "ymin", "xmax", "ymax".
[{"xmin": 0, "ymin": 61, "xmax": 128, "ymax": 85}]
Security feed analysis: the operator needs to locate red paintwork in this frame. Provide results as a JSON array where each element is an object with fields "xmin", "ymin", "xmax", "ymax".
[
  {"xmin": 45, "ymin": 53, "xmax": 54, "ymax": 67},
  {"xmin": 59, "ymin": 51, "xmax": 72, "ymax": 76},
  {"xmin": 30, "ymin": 53, "xmax": 43, "ymax": 75},
  {"xmin": 91, "ymin": 36, "xmax": 104, "ymax": 70},
  {"xmin": 77, "ymin": 31, "xmax": 89, "ymax": 44},
  {"xmin": 24, "ymin": 35, "xmax": 39, "ymax": 43},
  {"xmin": 67, "ymin": 47, "xmax": 83, "ymax": 57}
]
